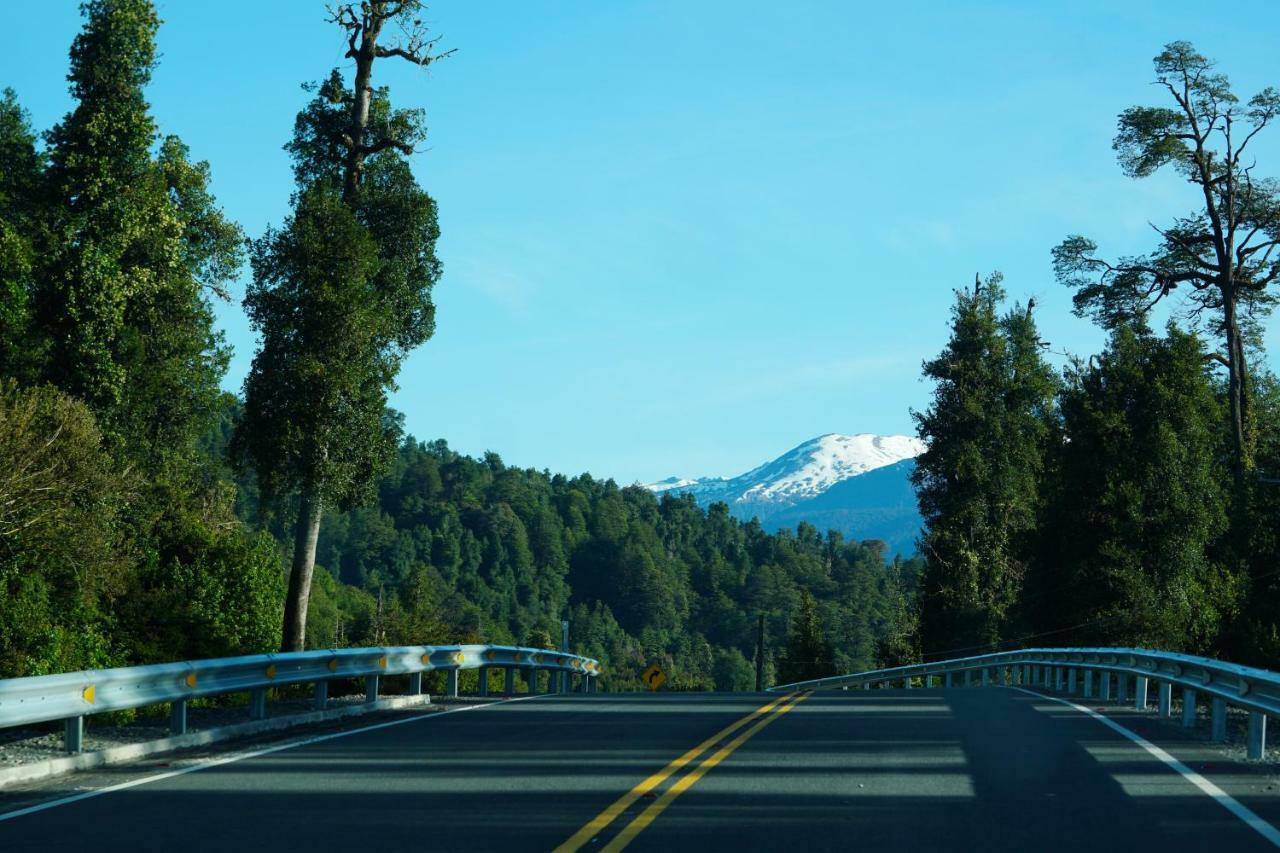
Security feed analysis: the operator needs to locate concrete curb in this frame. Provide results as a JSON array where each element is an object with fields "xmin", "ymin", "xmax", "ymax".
[{"xmin": 0, "ymin": 693, "xmax": 435, "ymax": 789}]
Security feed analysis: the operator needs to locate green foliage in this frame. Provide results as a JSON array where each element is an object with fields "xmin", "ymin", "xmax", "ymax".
[
  {"xmin": 0, "ymin": 381, "xmax": 131, "ymax": 675},
  {"xmin": 238, "ymin": 184, "xmax": 389, "ymax": 506},
  {"xmin": 252, "ymin": 436, "xmax": 916, "ymax": 690},
  {"xmin": 1031, "ymin": 325, "xmax": 1236, "ymax": 652},
  {"xmin": 0, "ymin": 89, "xmax": 46, "ymax": 381},
  {"xmin": 777, "ymin": 590, "xmax": 835, "ymax": 684},
  {"xmin": 912, "ymin": 275, "xmax": 1057, "ymax": 658},
  {"xmin": 38, "ymin": 0, "xmax": 240, "ymax": 472},
  {"xmin": 0, "ymin": 2, "xmax": 281, "ymax": 681}
]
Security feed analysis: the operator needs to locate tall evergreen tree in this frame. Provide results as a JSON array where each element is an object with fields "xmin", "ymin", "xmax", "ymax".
[
  {"xmin": 236, "ymin": 2, "xmax": 448, "ymax": 651},
  {"xmin": 912, "ymin": 274, "xmax": 1057, "ymax": 659}
]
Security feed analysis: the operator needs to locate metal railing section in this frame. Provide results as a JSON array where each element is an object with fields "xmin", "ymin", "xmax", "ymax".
[
  {"xmin": 0, "ymin": 644, "xmax": 602, "ymax": 753},
  {"xmin": 769, "ymin": 646, "xmax": 1276, "ymax": 759}
]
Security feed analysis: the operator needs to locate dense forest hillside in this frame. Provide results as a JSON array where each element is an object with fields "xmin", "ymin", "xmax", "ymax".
[{"xmin": 213, "ymin": 408, "xmax": 922, "ymax": 691}]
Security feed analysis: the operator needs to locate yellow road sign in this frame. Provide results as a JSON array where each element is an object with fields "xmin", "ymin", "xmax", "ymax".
[{"xmin": 642, "ymin": 663, "xmax": 666, "ymax": 692}]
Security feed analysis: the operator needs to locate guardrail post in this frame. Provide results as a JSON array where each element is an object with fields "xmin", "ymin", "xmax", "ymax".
[
  {"xmin": 1083, "ymin": 670, "xmax": 1093, "ymax": 698},
  {"xmin": 408, "ymin": 672, "xmax": 423, "ymax": 695},
  {"xmin": 1181, "ymin": 688, "xmax": 1196, "ymax": 727},
  {"xmin": 1157, "ymin": 682, "xmax": 1172, "ymax": 717},
  {"xmin": 963, "ymin": 670, "xmax": 972, "ymax": 687},
  {"xmin": 365, "ymin": 674, "xmax": 380, "ymax": 704},
  {"xmin": 904, "ymin": 675, "xmax": 912, "ymax": 689},
  {"xmin": 313, "ymin": 680, "xmax": 329, "ymax": 711},
  {"xmin": 249, "ymin": 687, "xmax": 267, "ymax": 720},
  {"xmin": 1212, "ymin": 698, "xmax": 1227, "ymax": 741},
  {"xmin": 525, "ymin": 667, "xmax": 538, "ymax": 694},
  {"xmin": 504, "ymin": 667, "xmax": 516, "ymax": 695},
  {"xmin": 1248, "ymin": 712, "xmax": 1267, "ymax": 760},
  {"xmin": 944, "ymin": 671, "xmax": 953, "ymax": 688},
  {"xmin": 1134, "ymin": 676, "xmax": 1148, "ymax": 710},
  {"xmin": 65, "ymin": 716, "xmax": 84, "ymax": 753},
  {"xmin": 1100, "ymin": 671, "xmax": 1111, "ymax": 701},
  {"xmin": 1068, "ymin": 669, "xmax": 1077, "ymax": 694},
  {"xmin": 1117, "ymin": 673, "xmax": 1129, "ymax": 703},
  {"xmin": 446, "ymin": 669, "xmax": 459, "ymax": 698},
  {"xmin": 981, "ymin": 669, "xmax": 989, "ymax": 687},
  {"xmin": 478, "ymin": 667, "xmax": 490, "ymax": 697},
  {"xmin": 170, "ymin": 700, "xmax": 188, "ymax": 735},
  {"xmin": 1056, "ymin": 668, "xmax": 1065, "ymax": 691}
]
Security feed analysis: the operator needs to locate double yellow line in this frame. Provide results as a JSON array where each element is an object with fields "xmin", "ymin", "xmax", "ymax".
[{"xmin": 554, "ymin": 691, "xmax": 810, "ymax": 852}]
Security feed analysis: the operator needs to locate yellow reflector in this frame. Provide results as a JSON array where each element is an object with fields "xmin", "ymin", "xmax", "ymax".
[
  {"xmin": 378, "ymin": 656, "xmax": 387, "ymax": 669},
  {"xmin": 265, "ymin": 664, "xmax": 277, "ymax": 679},
  {"xmin": 185, "ymin": 672, "xmax": 197, "ymax": 689},
  {"xmin": 327, "ymin": 659, "xmax": 338, "ymax": 673},
  {"xmin": 82, "ymin": 685, "xmax": 96, "ymax": 705},
  {"xmin": 421, "ymin": 653, "xmax": 430, "ymax": 664},
  {"xmin": 452, "ymin": 652, "xmax": 464, "ymax": 664}
]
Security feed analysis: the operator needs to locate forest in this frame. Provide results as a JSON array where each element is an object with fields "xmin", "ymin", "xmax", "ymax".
[{"xmin": 1, "ymin": 2, "xmax": 1278, "ymax": 693}]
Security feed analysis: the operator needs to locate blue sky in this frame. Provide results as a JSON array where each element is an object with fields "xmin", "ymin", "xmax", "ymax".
[{"xmin": 9, "ymin": 2, "xmax": 1280, "ymax": 483}]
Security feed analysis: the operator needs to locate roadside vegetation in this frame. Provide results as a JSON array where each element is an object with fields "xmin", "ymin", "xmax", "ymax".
[{"xmin": 1, "ymin": 7, "xmax": 1274, "ymax": 688}]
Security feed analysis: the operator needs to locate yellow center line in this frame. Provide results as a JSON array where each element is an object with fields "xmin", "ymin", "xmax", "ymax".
[
  {"xmin": 552, "ymin": 693, "xmax": 796, "ymax": 853},
  {"xmin": 600, "ymin": 691, "xmax": 811, "ymax": 852}
]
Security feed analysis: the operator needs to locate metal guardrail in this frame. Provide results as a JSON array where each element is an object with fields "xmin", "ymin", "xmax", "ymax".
[
  {"xmin": 770, "ymin": 646, "xmax": 1278, "ymax": 759},
  {"xmin": 0, "ymin": 644, "xmax": 601, "ymax": 753}
]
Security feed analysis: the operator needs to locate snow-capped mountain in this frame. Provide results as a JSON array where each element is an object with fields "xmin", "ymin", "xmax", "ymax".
[{"xmin": 643, "ymin": 434, "xmax": 926, "ymax": 555}]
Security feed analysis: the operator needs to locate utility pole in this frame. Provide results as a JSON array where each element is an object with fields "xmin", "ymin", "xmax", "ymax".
[
  {"xmin": 755, "ymin": 614, "xmax": 765, "ymax": 692},
  {"xmin": 560, "ymin": 620, "xmax": 570, "ymax": 694}
]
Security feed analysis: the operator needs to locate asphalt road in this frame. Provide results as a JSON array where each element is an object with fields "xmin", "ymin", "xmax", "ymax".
[{"xmin": 2, "ymin": 687, "xmax": 1280, "ymax": 852}]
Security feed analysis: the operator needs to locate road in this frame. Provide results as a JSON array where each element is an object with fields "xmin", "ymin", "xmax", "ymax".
[{"xmin": 2, "ymin": 687, "xmax": 1280, "ymax": 851}]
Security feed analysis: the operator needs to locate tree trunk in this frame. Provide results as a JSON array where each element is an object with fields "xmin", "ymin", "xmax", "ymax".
[
  {"xmin": 342, "ymin": 14, "xmax": 383, "ymax": 202},
  {"xmin": 1222, "ymin": 289, "xmax": 1251, "ymax": 486},
  {"xmin": 281, "ymin": 490, "xmax": 322, "ymax": 652}
]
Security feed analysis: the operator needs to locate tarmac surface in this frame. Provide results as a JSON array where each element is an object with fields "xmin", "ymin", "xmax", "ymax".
[{"xmin": 2, "ymin": 687, "xmax": 1279, "ymax": 852}]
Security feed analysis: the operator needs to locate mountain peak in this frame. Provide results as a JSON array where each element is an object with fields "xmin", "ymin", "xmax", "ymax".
[{"xmin": 644, "ymin": 432, "xmax": 925, "ymax": 507}]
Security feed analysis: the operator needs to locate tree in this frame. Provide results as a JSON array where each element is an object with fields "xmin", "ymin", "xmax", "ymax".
[
  {"xmin": 0, "ymin": 89, "xmax": 46, "ymax": 381},
  {"xmin": 38, "ymin": 0, "xmax": 241, "ymax": 470},
  {"xmin": 0, "ymin": 381, "xmax": 133, "ymax": 676},
  {"xmin": 1034, "ymin": 325, "xmax": 1235, "ymax": 652},
  {"xmin": 1053, "ymin": 42, "xmax": 1280, "ymax": 487},
  {"xmin": 236, "ymin": 1, "xmax": 448, "ymax": 651},
  {"xmin": 911, "ymin": 274, "xmax": 1057, "ymax": 659},
  {"xmin": 776, "ymin": 590, "xmax": 835, "ymax": 684}
]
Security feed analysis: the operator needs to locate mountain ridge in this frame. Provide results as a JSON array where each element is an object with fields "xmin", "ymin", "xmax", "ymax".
[{"xmin": 642, "ymin": 433, "xmax": 925, "ymax": 555}]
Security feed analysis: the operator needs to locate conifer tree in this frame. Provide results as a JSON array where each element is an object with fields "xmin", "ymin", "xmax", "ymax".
[
  {"xmin": 777, "ymin": 589, "xmax": 835, "ymax": 684},
  {"xmin": 912, "ymin": 274, "xmax": 1057, "ymax": 659}
]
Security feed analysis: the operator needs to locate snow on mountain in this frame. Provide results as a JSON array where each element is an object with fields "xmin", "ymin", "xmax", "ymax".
[
  {"xmin": 644, "ymin": 433, "xmax": 925, "ymax": 509},
  {"xmin": 642, "ymin": 434, "xmax": 927, "ymax": 555}
]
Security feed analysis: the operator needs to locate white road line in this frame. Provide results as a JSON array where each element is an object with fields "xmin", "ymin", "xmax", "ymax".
[
  {"xmin": 0, "ymin": 694, "xmax": 545, "ymax": 823},
  {"xmin": 1013, "ymin": 685, "xmax": 1280, "ymax": 848}
]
